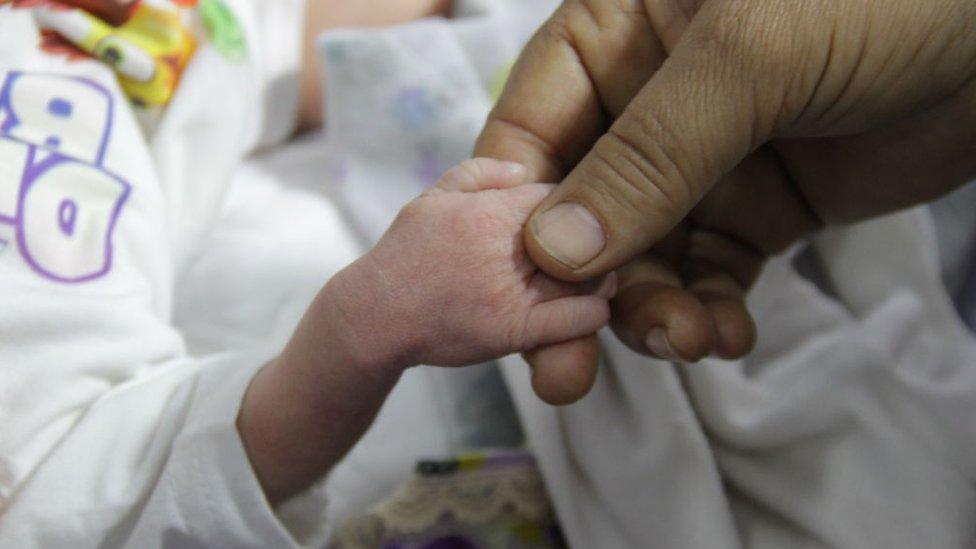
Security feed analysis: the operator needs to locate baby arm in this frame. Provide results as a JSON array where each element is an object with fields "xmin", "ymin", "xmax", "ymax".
[{"xmin": 237, "ymin": 158, "xmax": 616, "ymax": 504}]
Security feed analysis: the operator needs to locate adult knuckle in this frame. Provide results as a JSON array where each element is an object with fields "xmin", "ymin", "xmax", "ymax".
[
  {"xmin": 702, "ymin": 2, "xmax": 758, "ymax": 51},
  {"xmin": 690, "ymin": 0, "xmax": 812, "ymax": 131},
  {"xmin": 539, "ymin": 0, "xmax": 643, "ymax": 52},
  {"xmin": 701, "ymin": 1, "xmax": 798, "ymax": 76},
  {"xmin": 570, "ymin": 0, "xmax": 644, "ymax": 28},
  {"xmin": 535, "ymin": 10, "xmax": 576, "ymax": 50},
  {"xmin": 588, "ymin": 125, "xmax": 692, "ymax": 223}
]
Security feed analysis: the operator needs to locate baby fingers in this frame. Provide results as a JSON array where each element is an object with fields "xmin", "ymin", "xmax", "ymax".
[
  {"xmin": 431, "ymin": 157, "xmax": 528, "ymax": 193},
  {"xmin": 521, "ymin": 295, "xmax": 611, "ymax": 351},
  {"xmin": 530, "ymin": 271, "xmax": 617, "ymax": 304}
]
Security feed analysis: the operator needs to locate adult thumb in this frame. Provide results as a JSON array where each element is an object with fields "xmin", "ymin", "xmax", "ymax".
[{"xmin": 524, "ymin": 12, "xmax": 780, "ymax": 281}]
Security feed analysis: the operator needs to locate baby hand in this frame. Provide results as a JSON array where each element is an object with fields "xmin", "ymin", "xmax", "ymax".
[
  {"xmin": 328, "ymin": 158, "xmax": 616, "ymax": 372},
  {"xmin": 241, "ymin": 159, "xmax": 614, "ymax": 502}
]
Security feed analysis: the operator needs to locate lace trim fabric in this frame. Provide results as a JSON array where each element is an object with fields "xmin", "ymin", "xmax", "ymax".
[{"xmin": 335, "ymin": 451, "xmax": 565, "ymax": 548}]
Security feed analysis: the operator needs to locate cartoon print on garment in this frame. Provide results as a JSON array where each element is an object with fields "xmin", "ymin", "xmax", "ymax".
[
  {"xmin": 0, "ymin": 71, "xmax": 130, "ymax": 283},
  {"xmin": 4, "ymin": 0, "xmax": 197, "ymax": 110},
  {"xmin": 197, "ymin": 0, "xmax": 245, "ymax": 62}
]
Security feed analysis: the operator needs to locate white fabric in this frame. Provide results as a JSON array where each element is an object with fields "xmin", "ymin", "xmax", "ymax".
[
  {"xmin": 931, "ymin": 183, "xmax": 976, "ymax": 297},
  {"xmin": 0, "ymin": 2, "xmax": 317, "ymax": 546},
  {"xmin": 154, "ymin": 0, "xmax": 306, "ymax": 269},
  {"xmin": 502, "ymin": 209, "xmax": 976, "ymax": 548}
]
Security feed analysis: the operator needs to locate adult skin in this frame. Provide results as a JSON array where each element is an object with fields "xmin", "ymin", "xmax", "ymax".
[{"xmin": 474, "ymin": 0, "xmax": 976, "ymax": 404}]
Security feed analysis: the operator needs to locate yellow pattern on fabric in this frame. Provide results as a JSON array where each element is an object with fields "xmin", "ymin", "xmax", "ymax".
[{"xmin": 96, "ymin": 3, "xmax": 195, "ymax": 107}]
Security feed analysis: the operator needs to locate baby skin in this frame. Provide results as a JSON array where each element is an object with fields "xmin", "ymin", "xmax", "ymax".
[{"xmin": 237, "ymin": 158, "xmax": 616, "ymax": 504}]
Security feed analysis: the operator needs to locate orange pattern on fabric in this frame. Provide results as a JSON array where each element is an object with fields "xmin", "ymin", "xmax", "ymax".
[{"xmin": 6, "ymin": 0, "xmax": 199, "ymax": 107}]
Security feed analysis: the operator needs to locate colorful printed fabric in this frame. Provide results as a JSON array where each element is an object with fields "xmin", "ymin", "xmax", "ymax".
[
  {"xmin": 336, "ymin": 452, "xmax": 566, "ymax": 549},
  {"xmin": 1, "ymin": 0, "xmax": 246, "ymax": 109}
]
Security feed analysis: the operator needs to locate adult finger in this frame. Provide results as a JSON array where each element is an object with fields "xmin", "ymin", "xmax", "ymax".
[
  {"xmin": 473, "ymin": 0, "xmax": 707, "ymax": 403},
  {"xmin": 474, "ymin": 0, "xmax": 681, "ymax": 183},
  {"xmin": 679, "ymin": 148, "xmax": 821, "ymax": 359},
  {"xmin": 472, "ymin": 0, "xmax": 669, "ymax": 406},
  {"xmin": 610, "ymin": 250, "xmax": 714, "ymax": 362},
  {"xmin": 525, "ymin": 335, "xmax": 601, "ymax": 406},
  {"xmin": 523, "ymin": 2, "xmax": 801, "ymax": 281}
]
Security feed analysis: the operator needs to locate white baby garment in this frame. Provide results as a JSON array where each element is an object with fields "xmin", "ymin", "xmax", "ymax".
[{"xmin": 0, "ymin": 1, "xmax": 321, "ymax": 547}]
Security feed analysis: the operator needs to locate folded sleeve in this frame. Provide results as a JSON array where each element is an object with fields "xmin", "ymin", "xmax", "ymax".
[
  {"xmin": 128, "ymin": 349, "xmax": 310, "ymax": 548},
  {"xmin": 0, "ymin": 340, "xmax": 315, "ymax": 548}
]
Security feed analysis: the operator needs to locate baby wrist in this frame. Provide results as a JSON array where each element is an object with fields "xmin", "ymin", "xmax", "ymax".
[{"xmin": 315, "ymin": 259, "xmax": 420, "ymax": 376}]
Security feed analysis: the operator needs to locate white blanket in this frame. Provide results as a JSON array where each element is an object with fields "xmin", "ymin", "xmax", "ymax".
[{"xmin": 503, "ymin": 211, "xmax": 976, "ymax": 548}]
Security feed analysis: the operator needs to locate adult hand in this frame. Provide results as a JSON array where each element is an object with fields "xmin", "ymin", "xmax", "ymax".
[{"xmin": 474, "ymin": 0, "xmax": 976, "ymax": 404}]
